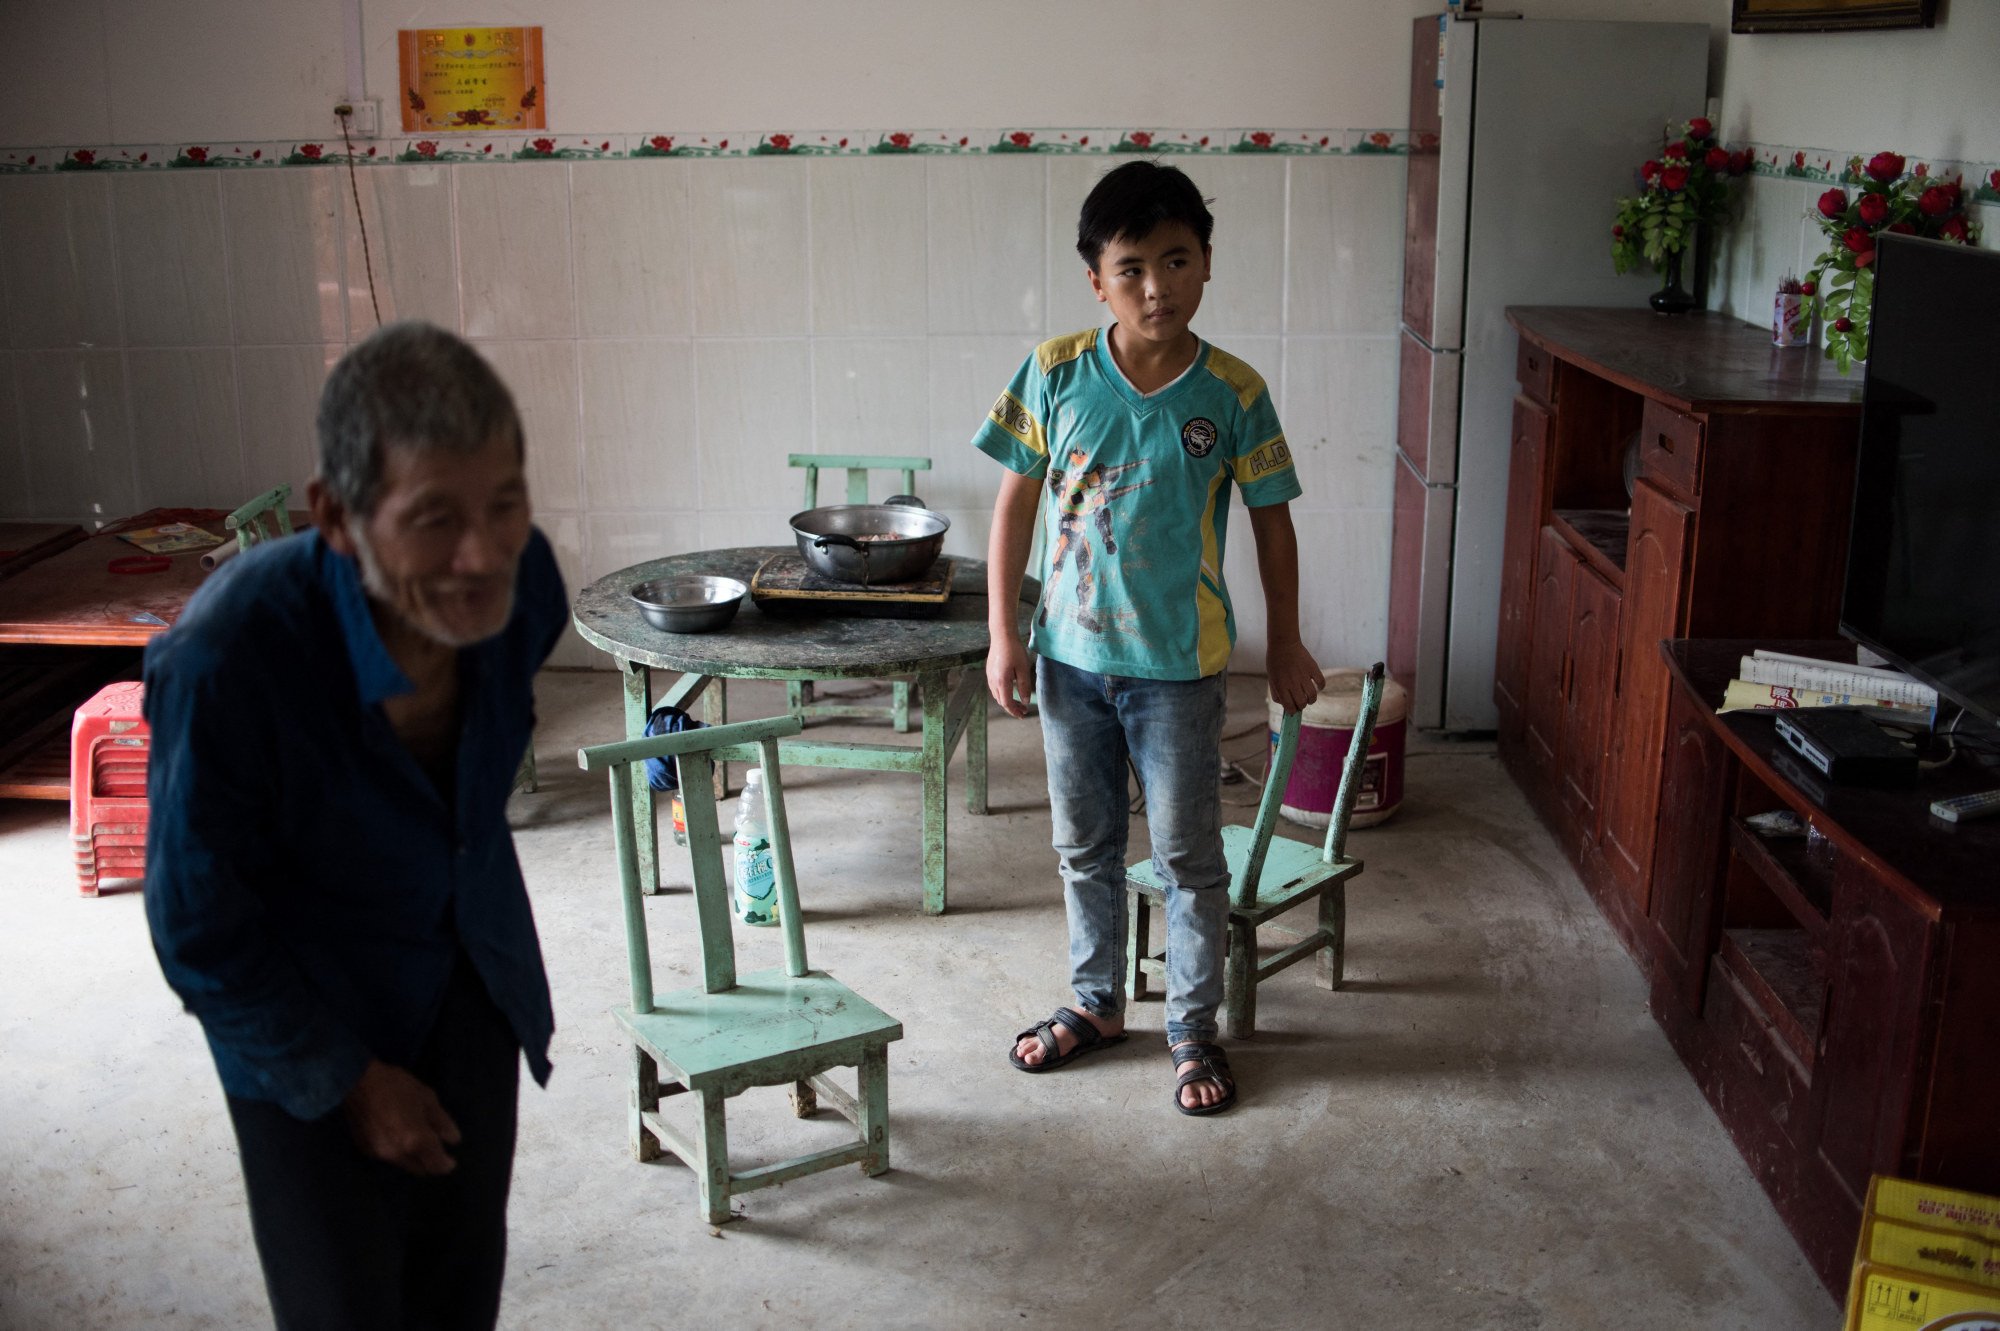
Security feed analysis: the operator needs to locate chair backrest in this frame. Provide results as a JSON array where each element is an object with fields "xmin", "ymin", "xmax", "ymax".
[
  {"xmin": 225, "ymin": 484, "xmax": 295, "ymax": 552},
  {"xmin": 1322, "ymin": 663, "xmax": 1387, "ymax": 866},
  {"xmin": 1232, "ymin": 708, "xmax": 1302, "ymax": 909},
  {"xmin": 579, "ymin": 715, "xmax": 808, "ymax": 1013},
  {"xmin": 789, "ymin": 453, "xmax": 932, "ymax": 508},
  {"xmin": 1230, "ymin": 661, "xmax": 1388, "ymax": 908}
]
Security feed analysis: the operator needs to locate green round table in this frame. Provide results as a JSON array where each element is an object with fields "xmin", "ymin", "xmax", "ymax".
[{"xmin": 573, "ymin": 547, "xmax": 1033, "ymax": 914}]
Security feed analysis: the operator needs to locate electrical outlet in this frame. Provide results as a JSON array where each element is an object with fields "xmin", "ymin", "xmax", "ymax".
[{"xmin": 338, "ymin": 98, "xmax": 383, "ymax": 139}]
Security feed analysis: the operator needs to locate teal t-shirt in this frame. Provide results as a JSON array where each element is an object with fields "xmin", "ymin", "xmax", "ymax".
[{"xmin": 973, "ymin": 327, "xmax": 1302, "ymax": 681}]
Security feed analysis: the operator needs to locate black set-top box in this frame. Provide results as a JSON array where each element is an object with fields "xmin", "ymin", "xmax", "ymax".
[{"xmin": 1774, "ymin": 709, "xmax": 1919, "ymax": 787}]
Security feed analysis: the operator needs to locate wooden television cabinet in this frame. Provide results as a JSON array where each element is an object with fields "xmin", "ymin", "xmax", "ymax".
[{"xmin": 1492, "ymin": 309, "xmax": 2000, "ymax": 1292}]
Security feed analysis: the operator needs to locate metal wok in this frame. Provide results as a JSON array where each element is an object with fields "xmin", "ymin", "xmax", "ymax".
[{"xmin": 789, "ymin": 496, "xmax": 949, "ymax": 585}]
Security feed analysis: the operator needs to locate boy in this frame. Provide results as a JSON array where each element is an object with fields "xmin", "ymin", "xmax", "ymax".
[{"xmin": 975, "ymin": 161, "xmax": 1323, "ymax": 1116}]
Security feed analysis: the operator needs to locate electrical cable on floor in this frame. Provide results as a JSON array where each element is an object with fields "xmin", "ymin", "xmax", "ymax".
[{"xmin": 336, "ymin": 105, "xmax": 382, "ymax": 328}]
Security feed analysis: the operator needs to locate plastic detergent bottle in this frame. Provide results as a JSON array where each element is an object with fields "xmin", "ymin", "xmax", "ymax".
[{"xmin": 731, "ymin": 768, "xmax": 778, "ymax": 927}]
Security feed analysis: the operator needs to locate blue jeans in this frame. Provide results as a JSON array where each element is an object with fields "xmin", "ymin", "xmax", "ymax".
[{"xmin": 1037, "ymin": 657, "xmax": 1229, "ymax": 1046}]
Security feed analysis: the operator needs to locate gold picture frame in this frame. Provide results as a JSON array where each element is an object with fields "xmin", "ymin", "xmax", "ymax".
[{"xmin": 1731, "ymin": 0, "xmax": 1937, "ymax": 33}]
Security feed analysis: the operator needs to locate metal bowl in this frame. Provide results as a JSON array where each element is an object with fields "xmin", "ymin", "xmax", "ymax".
[{"xmin": 630, "ymin": 575, "xmax": 747, "ymax": 633}]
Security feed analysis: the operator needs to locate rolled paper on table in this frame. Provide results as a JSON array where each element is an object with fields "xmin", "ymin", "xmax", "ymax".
[{"xmin": 199, "ymin": 539, "xmax": 242, "ymax": 572}]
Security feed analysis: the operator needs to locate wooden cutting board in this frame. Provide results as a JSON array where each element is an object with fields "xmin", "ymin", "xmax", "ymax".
[{"xmin": 750, "ymin": 555, "xmax": 953, "ymax": 618}]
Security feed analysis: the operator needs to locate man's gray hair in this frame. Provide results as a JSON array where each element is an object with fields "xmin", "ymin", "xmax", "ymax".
[{"xmin": 316, "ymin": 321, "xmax": 523, "ymax": 516}]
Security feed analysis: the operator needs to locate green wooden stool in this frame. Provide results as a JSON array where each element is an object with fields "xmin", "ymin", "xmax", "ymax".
[
  {"xmin": 224, "ymin": 484, "xmax": 294, "ymax": 551},
  {"xmin": 578, "ymin": 714, "xmax": 903, "ymax": 1225},
  {"xmin": 785, "ymin": 453, "xmax": 933, "ymax": 733},
  {"xmin": 1126, "ymin": 662, "xmax": 1386, "ymax": 1039}
]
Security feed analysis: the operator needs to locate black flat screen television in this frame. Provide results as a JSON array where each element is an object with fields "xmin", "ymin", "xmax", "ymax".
[{"xmin": 1841, "ymin": 233, "xmax": 2000, "ymax": 728}]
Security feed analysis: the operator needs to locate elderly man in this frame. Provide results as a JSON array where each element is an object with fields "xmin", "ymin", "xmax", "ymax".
[{"xmin": 144, "ymin": 322, "xmax": 568, "ymax": 1329}]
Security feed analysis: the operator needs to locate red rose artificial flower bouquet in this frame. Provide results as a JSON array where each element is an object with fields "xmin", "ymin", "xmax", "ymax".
[
  {"xmin": 1807, "ymin": 152, "xmax": 1982, "ymax": 371},
  {"xmin": 1611, "ymin": 116, "xmax": 1749, "ymax": 281}
]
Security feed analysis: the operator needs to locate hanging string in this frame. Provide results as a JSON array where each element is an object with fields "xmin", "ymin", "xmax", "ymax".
[{"xmin": 337, "ymin": 107, "xmax": 383, "ymax": 328}]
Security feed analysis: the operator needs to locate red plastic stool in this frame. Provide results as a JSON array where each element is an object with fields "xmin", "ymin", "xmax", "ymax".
[{"xmin": 71, "ymin": 681, "xmax": 150, "ymax": 896}]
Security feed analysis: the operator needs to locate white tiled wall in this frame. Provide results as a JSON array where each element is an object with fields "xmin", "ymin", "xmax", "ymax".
[
  {"xmin": 1706, "ymin": 174, "xmax": 1998, "ymax": 367},
  {"xmin": 0, "ymin": 155, "xmax": 1407, "ymax": 672},
  {"xmin": 1710, "ymin": 174, "xmax": 1820, "ymax": 327}
]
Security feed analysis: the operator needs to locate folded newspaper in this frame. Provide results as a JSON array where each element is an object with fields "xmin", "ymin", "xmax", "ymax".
[
  {"xmin": 1720, "ymin": 679, "xmax": 1932, "ymax": 717},
  {"xmin": 1720, "ymin": 650, "xmax": 1935, "ymax": 722},
  {"xmin": 1737, "ymin": 649, "xmax": 1938, "ymax": 709}
]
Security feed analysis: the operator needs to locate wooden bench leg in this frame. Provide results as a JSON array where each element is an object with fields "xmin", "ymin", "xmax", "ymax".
[
  {"xmin": 620, "ymin": 662, "xmax": 659, "ymax": 895},
  {"xmin": 1317, "ymin": 882, "xmax": 1347, "ymax": 991},
  {"xmin": 790, "ymin": 1079, "xmax": 819, "ymax": 1118},
  {"xmin": 858, "ymin": 1045, "xmax": 891, "ymax": 1177},
  {"xmin": 1224, "ymin": 917, "xmax": 1256, "ymax": 1040},
  {"xmin": 1126, "ymin": 889, "xmax": 1151, "ymax": 1002},
  {"xmin": 695, "ymin": 1088, "xmax": 732, "ymax": 1225},
  {"xmin": 893, "ymin": 680, "xmax": 911, "ymax": 733},
  {"xmin": 706, "ymin": 678, "xmax": 730, "ymax": 801},
  {"xmin": 966, "ymin": 680, "xmax": 988, "ymax": 816},
  {"xmin": 919, "ymin": 672, "xmax": 947, "ymax": 915},
  {"xmin": 631, "ymin": 1047, "xmax": 663, "ymax": 1162}
]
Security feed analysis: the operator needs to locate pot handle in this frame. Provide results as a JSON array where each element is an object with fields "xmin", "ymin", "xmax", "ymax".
[
  {"xmin": 812, "ymin": 532, "xmax": 872, "ymax": 586},
  {"xmin": 883, "ymin": 494, "xmax": 926, "ymax": 509}
]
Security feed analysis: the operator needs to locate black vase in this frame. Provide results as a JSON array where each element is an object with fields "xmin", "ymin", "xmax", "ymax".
[{"xmin": 1649, "ymin": 249, "xmax": 1696, "ymax": 314}]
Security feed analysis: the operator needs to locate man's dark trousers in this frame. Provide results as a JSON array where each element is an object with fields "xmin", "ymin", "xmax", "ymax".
[{"xmin": 224, "ymin": 955, "xmax": 521, "ymax": 1331}]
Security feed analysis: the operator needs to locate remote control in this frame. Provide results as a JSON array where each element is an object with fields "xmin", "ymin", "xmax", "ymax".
[{"xmin": 1931, "ymin": 790, "xmax": 2000, "ymax": 823}]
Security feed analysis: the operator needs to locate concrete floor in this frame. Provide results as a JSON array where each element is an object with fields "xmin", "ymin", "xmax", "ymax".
[{"xmin": 0, "ymin": 669, "xmax": 1838, "ymax": 1329}]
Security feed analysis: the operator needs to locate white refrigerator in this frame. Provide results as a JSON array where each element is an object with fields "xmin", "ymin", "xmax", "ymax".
[{"xmin": 1389, "ymin": 14, "xmax": 1708, "ymax": 732}]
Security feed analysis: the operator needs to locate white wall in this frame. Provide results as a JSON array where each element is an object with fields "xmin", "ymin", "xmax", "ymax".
[
  {"xmin": 1, "ymin": 0, "xmax": 1720, "ymax": 146},
  {"xmin": 0, "ymin": 153, "xmax": 1410, "ymax": 673},
  {"xmin": 0, "ymin": 0, "xmax": 1726, "ymax": 677},
  {"xmin": 1716, "ymin": 1, "xmax": 2000, "ymax": 165},
  {"xmin": 1708, "ymin": 1, "xmax": 1999, "ymax": 331}
]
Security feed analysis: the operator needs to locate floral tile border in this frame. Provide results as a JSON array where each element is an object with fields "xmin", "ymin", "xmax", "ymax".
[
  {"xmin": 8, "ymin": 129, "xmax": 1986, "ymax": 196},
  {"xmin": 0, "ymin": 126, "xmax": 1408, "ymax": 174},
  {"xmin": 1737, "ymin": 141, "xmax": 2000, "ymax": 204}
]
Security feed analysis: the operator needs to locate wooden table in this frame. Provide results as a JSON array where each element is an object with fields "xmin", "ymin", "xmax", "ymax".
[
  {"xmin": 0, "ymin": 509, "xmax": 232, "ymax": 798},
  {"xmin": 572, "ymin": 546, "xmax": 1031, "ymax": 915},
  {"xmin": 0, "ymin": 523, "xmax": 86, "ymax": 581}
]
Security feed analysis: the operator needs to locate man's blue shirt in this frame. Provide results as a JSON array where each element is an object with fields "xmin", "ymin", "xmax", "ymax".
[{"xmin": 143, "ymin": 527, "xmax": 568, "ymax": 1120}]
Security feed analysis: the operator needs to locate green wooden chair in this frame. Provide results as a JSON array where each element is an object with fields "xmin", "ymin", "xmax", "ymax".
[
  {"xmin": 1126, "ymin": 662, "xmax": 1386, "ymax": 1039},
  {"xmin": 578, "ymin": 714, "xmax": 902, "ymax": 1225},
  {"xmin": 224, "ymin": 484, "xmax": 295, "ymax": 551},
  {"xmin": 786, "ymin": 453, "xmax": 933, "ymax": 733}
]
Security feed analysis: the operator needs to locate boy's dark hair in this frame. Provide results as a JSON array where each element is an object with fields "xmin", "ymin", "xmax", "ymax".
[{"xmin": 1076, "ymin": 161, "xmax": 1215, "ymax": 270}]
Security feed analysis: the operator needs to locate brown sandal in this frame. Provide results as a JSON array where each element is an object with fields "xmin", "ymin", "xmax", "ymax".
[
  {"xmin": 1008, "ymin": 1007, "xmax": 1126, "ymax": 1073},
  {"xmin": 1171, "ymin": 1041, "xmax": 1237, "ymax": 1116}
]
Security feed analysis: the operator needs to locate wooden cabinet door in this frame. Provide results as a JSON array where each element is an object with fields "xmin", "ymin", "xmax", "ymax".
[
  {"xmin": 1600, "ymin": 480, "xmax": 1693, "ymax": 913},
  {"xmin": 1648, "ymin": 684, "xmax": 1733, "ymax": 1013},
  {"xmin": 1523, "ymin": 527, "xmax": 1576, "ymax": 782},
  {"xmin": 1813, "ymin": 868, "xmax": 1935, "ymax": 1204},
  {"xmin": 1494, "ymin": 396, "xmax": 1550, "ymax": 745},
  {"xmin": 1559, "ymin": 566, "xmax": 1619, "ymax": 833}
]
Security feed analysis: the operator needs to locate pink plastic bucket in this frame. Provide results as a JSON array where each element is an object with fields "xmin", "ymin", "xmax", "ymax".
[{"xmin": 1268, "ymin": 669, "xmax": 1408, "ymax": 829}]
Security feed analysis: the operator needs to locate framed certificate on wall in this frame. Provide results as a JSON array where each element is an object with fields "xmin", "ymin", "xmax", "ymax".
[
  {"xmin": 1730, "ymin": 0, "xmax": 1936, "ymax": 32},
  {"xmin": 398, "ymin": 27, "xmax": 546, "ymax": 132}
]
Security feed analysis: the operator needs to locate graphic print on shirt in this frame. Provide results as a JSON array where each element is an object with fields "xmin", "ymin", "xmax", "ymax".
[{"xmin": 1038, "ymin": 450, "xmax": 1154, "ymax": 632}]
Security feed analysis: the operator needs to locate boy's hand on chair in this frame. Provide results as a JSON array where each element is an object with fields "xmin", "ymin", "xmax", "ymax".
[
  {"xmin": 986, "ymin": 636, "xmax": 1036, "ymax": 718},
  {"xmin": 1267, "ymin": 640, "xmax": 1325, "ymax": 714}
]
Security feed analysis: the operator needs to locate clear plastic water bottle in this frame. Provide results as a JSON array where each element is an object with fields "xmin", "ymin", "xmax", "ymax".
[{"xmin": 731, "ymin": 768, "xmax": 778, "ymax": 927}]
